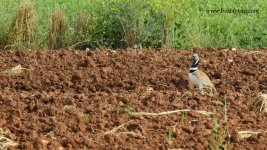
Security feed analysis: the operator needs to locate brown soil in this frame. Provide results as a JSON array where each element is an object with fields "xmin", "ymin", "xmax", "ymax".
[{"xmin": 0, "ymin": 48, "xmax": 267, "ymax": 150}]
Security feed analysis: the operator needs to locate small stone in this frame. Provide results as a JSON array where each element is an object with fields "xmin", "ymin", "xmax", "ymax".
[{"xmin": 119, "ymin": 101, "xmax": 125, "ymax": 106}]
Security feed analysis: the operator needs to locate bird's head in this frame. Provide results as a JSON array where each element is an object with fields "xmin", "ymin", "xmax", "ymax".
[{"xmin": 191, "ymin": 53, "xmax": 199, "ymax": 67}]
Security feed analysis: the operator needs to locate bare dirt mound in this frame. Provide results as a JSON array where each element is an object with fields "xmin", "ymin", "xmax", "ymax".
[{"xmin": 0, "ymin": 48, "xmax": 266, "ymax": 149}]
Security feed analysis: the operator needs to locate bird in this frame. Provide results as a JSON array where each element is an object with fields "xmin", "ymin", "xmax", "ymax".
[{"xmin": 188, "ymin": 53, "xmax": 217, "ymax": 96}]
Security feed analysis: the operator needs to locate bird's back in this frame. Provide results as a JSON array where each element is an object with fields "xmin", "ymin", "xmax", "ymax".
[{"xmin": 193, "ymin": 70, "xmax": 215, "ymax": 88}]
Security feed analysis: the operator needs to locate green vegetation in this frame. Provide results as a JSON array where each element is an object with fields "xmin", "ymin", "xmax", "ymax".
[
  {"xmin": 123, "ymin": 106, "xmax": 136, "ymax": 115},
  {"xmin": 208, "ymin": 114, "xmax": 231, "ymax": 150},
  {"xmin": 166, "ymin": 130, "xmax": 174, "ymax": 145},
  {"xmin": 0, "ymin": 0, "xmax": 266, "ymax": 50},
  {"xmin": 83, "ymin": 112, "xmax": 91, "ymax": 122},
  {"xmin": 179, "ymin": 111, "xmax": 186, "ymax": 121}
]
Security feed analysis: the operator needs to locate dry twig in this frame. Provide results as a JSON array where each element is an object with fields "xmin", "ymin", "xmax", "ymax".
[
  {"xmin": 117, "ymin": 131, "xmax": 146, "ymax": 138},
  {"xmin": 131, "ymin": 109, "xmax": 190, "ymax": 116},
  {"xmin": 194, "ymin": 110, "xmax": 217, "ymax": 116},
  {"xmin": 103, "ymin": 120, "xmax": 133, "ymax": 135}
]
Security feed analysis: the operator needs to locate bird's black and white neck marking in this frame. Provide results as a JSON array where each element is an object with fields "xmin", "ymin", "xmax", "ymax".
[
  {"xmin": 189, "ymin": 53, "xmax": 200, "ymax": 73},
  {"xmin": 189, "ymin": 67, "xmax": 198, "ymax": 73}
]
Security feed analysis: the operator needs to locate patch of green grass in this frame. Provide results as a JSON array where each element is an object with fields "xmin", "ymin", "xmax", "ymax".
[
  {"xmin": 166, "ymin": 130, "xmax": 174, "ymax": 145},
  {"xmin": 0, "ymin": 0, "xmax": 266, "ymax": 49},
  {"xmin": 123, "ymin": 106, "xmax": 136, "ymax": 115}
]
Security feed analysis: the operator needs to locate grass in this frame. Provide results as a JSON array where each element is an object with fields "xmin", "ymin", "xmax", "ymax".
[
  {"xmin": 179, "ymin": 111, "xmax": 186, "ymax": 121},
  {"xmin": 8, "ymin": 0, "xmax": 36, "ymax": 49},
  {"xmin": 0, "ymin": 0, "xmax": 266, "ymax": 50},
  {"xmin": 208, "ymin": 114, "xmax": 231, "ymax": 150},
  {"xmin": 48, "ymin": 7, "xmax": 68, "ymax": 49},
  {"xmin": 208, "ymin": 115, "xmax": 225, "ymax": 150},
  {"xmin": 166, "ymin": 130, "xmax": 174, "ymax": 145},
  {"xmin": 123, "ymin": 106, "xmax": 136, "ymax": 115}
]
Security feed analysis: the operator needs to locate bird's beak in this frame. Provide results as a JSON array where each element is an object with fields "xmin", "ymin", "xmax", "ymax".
[{"xmin": 192, "ymin": 53, "xmax": 199, "ymax": 66}]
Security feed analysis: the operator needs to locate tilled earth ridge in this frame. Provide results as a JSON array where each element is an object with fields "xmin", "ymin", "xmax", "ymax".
[{"xmin": 0, "ymin": 48, "xmax": 266, "ymax": 150}]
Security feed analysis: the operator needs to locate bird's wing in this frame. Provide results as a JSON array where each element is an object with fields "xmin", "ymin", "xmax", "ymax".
[{"xmin": 194, "ymin": 70, "xmax": 214, "ymax": 87}]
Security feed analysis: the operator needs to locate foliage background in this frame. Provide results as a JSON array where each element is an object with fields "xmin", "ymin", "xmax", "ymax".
[{"xmin": 0, "ymin": 0, "xmax": 266, "ymax": 49}]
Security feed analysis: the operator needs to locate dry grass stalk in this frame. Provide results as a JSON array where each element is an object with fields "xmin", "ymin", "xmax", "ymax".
[
  {"xmin": 0, "ymin": 128, "xmax": 18, "ymax": 150},
  {"xmin": 0, "ymin": 64, "xmax": 27, "ymax": 76},
  {"xmin": 9, "ymin": 0, "xmax": 36, "ymax": 49},
  {"xmin": 257, "ymin": 93, "xmax": 267, "ymax": 112},
  {"xmin": 49, "ymin": 7, "xmax": 68, "ymax": 49},
  {"xmin": 211, "ymin": 100, "xmax": 224, "ymax": 106},
  {"xmin": 117, "ymin": 131, "xmax": 146, "ymax": 138},
  {"xmin": 131, "ymin": 109, "xmax": 190, "ymax": 116},
  {"xmin": 122, "ymin": 27, "xmax": 136, "ymax": 48},
  {"xmin": 177, "ymin": 91, "xmax": 193, "ymax": 101},
  {"xmin": 194, "ymin": 110, "xmax": 217, "ymax": 116},
  {"xmin": 103, "ymin": 120, "xmax": 133, "ymax": 135},
  {"xmin": 131, "ymin": 109, "xmax": 217, "ymax": 117},
  {"xmin": 238, "ymin": 131, "xmax": 259, "ymax": 139}
]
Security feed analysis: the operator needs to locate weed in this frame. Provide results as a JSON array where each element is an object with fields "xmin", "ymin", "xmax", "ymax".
[
  {"xmin": 83, "ymin": 112, "xmax": 91, "ymax": 122},
  {"xmin": 208, "ymin": 114, "xmax": 224, "ymax": 150},
  {"xmin": 166, "ymin": 130, "xmax": 174, "ymax": 145},
  {"xmin": 49, "ymin": 7, "xmax": 68, "ymax": 49},
  {"xmin": 71, "ymin": 12, "xmax": 93, "ymax": 49},
  {"xmin": 179, "ymin": 111, "xmax": 186, "ymax": 121},
  {"xmin": 9, "ymin": 0, "xmax": 36, "ymax": 49},
  {"xmin": 208, "ymin": 114, "xmax": 231, "ymax": 150},
  {"xmin": 123, "ymin": 106, "xmax": 136, "ymax": 115}
]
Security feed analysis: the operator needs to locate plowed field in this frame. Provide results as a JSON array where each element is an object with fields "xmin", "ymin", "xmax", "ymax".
[{"xmin": 0, "ymin": 48, "xmax": 267, "ymax": 149}]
